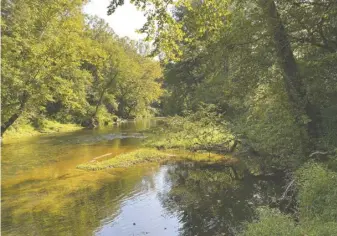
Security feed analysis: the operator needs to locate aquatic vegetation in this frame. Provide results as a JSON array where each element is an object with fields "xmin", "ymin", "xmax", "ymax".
[
  {"xmin": 77, "ymin": 149, "xmax": 174, "ymax": 170},
  {"xmin": 77, "ymin": 148, "xmax": 233, "ymax": 171}
]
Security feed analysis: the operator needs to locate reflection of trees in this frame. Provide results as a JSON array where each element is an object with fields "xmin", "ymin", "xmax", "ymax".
[
  {"xmin": 2, "ymin": 160, "xmax": 284, "ymax": 236},
  {"xmin": 2, "ymin": 167, "xmax": 156, "ymax": 236},
  {"xmin": 2, "ymin": 119, "xmax": 161, "ymax": 235},
  {"xmin": 159, "ymin": 162, "xmax": 284, "ymax": 236}
]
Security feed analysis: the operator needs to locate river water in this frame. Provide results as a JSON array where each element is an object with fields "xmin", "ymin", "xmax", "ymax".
[{"xmin": 1, "ymin": 119, "xmax": 284, "ymax": 236}]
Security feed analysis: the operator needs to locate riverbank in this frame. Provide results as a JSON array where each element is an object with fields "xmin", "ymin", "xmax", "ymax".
[
  {"xmin": 77, "ymin": 148, "xmax": 235, "ymax": 171},
  {"xmin": 2, "ymin": 118, "xmax": 144, "ymax": 141},
  {"xmin": 2, "ymin": 120, "xmax": 83, "ymax": 142}
]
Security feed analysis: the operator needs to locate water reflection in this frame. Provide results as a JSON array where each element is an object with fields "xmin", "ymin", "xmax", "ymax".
[
  {"xmin": 1, "ymin": 119, "xmax": 159, "ymax": 178},
  {"xmin": 1, "ymin": 119, "xmax": 161, "ymax": 235},
  {"xmin": 96, "ymin": 165, "xmax": 181, "ymax": 236},
  {"xmin": 2, "ymin": 119, "xmax": 284, "ymax": 236},
  {"xmin": 159, "ymin": 162, "xmax": 284, "ymax": 236},
  {"xmin": 2, "ymin": 165, "xmax": 160, "ymax": 236},
  {"xmin": 96, "ymin": 162, "xmax": 284, "ymax": 236}
]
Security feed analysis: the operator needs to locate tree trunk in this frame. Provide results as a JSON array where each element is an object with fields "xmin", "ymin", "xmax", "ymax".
[
  {"xmin": 90, "ymin": 72, "xmax": 118, "ymax": 127},
  {"xmin": 1, "ymin": 114, "xmax": 20, "ymax": 137},
  {"xmin": 1, "ymin": 92, "xmax": 29, "ymax": 137},
  {"xmin": 260, "ymin": 0, "xmax": 320, "ymax": 149},
  {"xmin": 229, "ymin": 140, "xmax": 238, "ymax": 153},
  {"xmin": 261, "ymin": 0, "xmax": 306, "ymax": 116}
]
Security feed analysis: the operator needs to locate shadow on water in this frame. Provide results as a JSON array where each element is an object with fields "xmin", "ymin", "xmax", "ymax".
[
  {"xmin": 159, "ymin": 162, "xmax": 284, "ymax": 236},
  {"xmin": 2, "ymin": 119, "xmax": 285, "ymax": 236},
  {"xmin": 94, "ymin": 162, "xmax": 284, "ymax": 236}
]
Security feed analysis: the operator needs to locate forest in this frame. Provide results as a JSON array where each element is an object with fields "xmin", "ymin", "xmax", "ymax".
[
  {"xmin": 1, "ymin": 0, "xmax": 163, "ymax": 136},
  {"xmin": 1, "ymin": 0, "xmax": 337, "ymax": 235}
]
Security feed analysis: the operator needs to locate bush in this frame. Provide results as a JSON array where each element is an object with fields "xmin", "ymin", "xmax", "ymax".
[
  {"xmin": 242, "ymin": 207, "xmax": 300, "ymax": 236},
  {"xmin": 296, "ymin": 163, "xmax": 337, "ymax": 222},
  {"xmin": 146, "ymin": 104, "xmax": 234, "ymax": 152},
  {"xmin": 96, "ymin": 106, "xmax": 116, "ymax": 126},
  {"xmin": 242, "ymin": 163, "xmax": 337, "ymax": 236}
]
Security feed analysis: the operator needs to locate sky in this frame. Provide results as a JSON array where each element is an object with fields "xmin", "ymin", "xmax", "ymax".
[{"xmin": 83, "ymin": 0, "xmax": 146, "ymax": 40}]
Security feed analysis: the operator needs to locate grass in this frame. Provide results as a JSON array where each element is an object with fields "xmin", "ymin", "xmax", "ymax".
[
  {"xmin": 77, "ymin": 148, "xmax": 234, "ymax": 171},
  {"xmin": 3, "ymin": 119, "xmax": 82, "ymax": 141},
  {"xmin": 36, "ymin": 119, "xmax": 82, "ymax": 133},
  {"xmin": 3, "ymin": 123, "xmax": 41, "ymax": 138},
  {"xmin": 77, "ymin": 149, "xmax": 174, "ymax": 170}
]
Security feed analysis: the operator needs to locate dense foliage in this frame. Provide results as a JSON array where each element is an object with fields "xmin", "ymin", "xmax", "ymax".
[
  {"xmin": 2, "ymin": 0, "xmax": 336, "ymax": 234},
  {"xmin": 146, "ymin": 104, "xmax": 234, "ymax": 154},
  {"xmin": 110, "ymin": 0, "xmax": 337, "ymax": 166},
  {"xmin": 1, "ymin": 0, "xmax": 163, "ymax": 136},
  {"xmin": 242, "ymin": 163, "xmax": 337, "ymax": 236},
  {"xmin": 110, "ymin": 0, "xmax": 337, "ymax": 234}
]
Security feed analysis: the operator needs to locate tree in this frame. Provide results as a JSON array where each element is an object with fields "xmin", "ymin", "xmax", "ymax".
[
  {"xmin": 1, "ymin": 6, "xmax": 164, "ymax": 134},
  {"xmin": 109, "ymin": 0, "xmax": 337, "ymax": 162},
  {"xmin": 1, "ymin": 0, "xmax": 91, "ymax": 136},
  {"xmin": 84, "ymin": 17, "xmax": 163, "ymax": 123}
]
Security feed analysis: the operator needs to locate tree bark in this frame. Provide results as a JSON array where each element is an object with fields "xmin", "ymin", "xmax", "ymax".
[
  {"xmin": 90, "ymin": 72, "xmax": 118, "ymax": 127},
  {"xmin": 261, "ymin": 0, "xmax": 306, "ymax": 115},
  {"xmin": 1, "ymin": 92, "xmax": 29, "ymax": 137},
  {"xmin": 260, "ymin": 0, "xmax": 320, "ymax": 148}
]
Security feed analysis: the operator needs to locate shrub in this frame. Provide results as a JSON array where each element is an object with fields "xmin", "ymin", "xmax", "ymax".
[
  {"xmin": 146, "ymin": 104, "xmax": 234, "ymax": 152},
  {"xmin": 296, "ymin": 163, "xmax": 337, "ymax": 222},
  {"xmin": 241, "ymin": 207, "xmax": 300, "ymax": 236},
  {"xmin": 242, "ymin": 163, "xmax": 337, "ymax": 235}
]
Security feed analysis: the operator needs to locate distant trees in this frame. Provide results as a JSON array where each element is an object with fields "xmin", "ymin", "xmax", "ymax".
[
  {"xmin": 1, "ymin": 0, "xmax": 163, "ymax": 136},
  {"xmin": 1, "ymin": 0, "xmax": 90, "ymax": 135},
  {"xmin": 82, "ymin": 16, "xmax": 162, "ymax": 126}
]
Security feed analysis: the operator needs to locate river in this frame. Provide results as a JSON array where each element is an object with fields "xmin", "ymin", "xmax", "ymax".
[{"xmin": 1, "ymin": 119, "xmax": 284, "ymax": 236}]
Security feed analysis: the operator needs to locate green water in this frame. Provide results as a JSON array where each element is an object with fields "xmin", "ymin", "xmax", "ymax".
[{"xmin": 1, "ymin": 120, "xmax": 284, "ymax": 236}]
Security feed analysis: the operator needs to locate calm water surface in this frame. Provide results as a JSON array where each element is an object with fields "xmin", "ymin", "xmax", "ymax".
[{"xmin": 1, "ymin": 120, "xmax": 284, "ymax": 236}]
